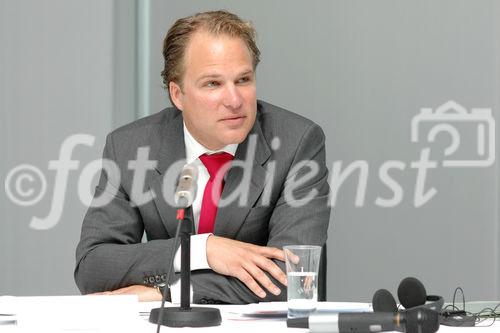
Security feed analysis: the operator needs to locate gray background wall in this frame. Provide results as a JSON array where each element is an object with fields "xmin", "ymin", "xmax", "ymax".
[{"xmin": 1, "ymin": 0, "xmax": 499, "ymax": 302}]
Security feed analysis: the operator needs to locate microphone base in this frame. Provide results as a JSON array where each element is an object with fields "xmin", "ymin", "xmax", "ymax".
[{"xmin": 149, "ymin": 306, "xmax": 222, "ymax": 327}]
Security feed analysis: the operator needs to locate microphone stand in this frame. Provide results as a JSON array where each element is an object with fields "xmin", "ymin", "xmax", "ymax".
[{"xmin": 149, "ymin": 207, "xmax": 222, "ymax": 328}]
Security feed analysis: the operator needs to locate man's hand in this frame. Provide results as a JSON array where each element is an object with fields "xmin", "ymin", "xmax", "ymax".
[
  {"xmin": 92, "ymin": 285, "xmax": 161, "ymax": 302},
  {"xmin": 206, "ymin": 235, "xmax": 287, "ymax": 298}
]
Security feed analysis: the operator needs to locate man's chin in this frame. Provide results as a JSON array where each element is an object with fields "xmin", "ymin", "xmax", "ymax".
[{"xmin": 220, "ymin": 132, "xmax": 249, "ymax": 146}]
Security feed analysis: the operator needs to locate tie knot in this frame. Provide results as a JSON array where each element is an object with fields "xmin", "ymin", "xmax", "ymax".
[{"xmin": 199, "ymin": 152, "xmax": 234, "ymax": 178}]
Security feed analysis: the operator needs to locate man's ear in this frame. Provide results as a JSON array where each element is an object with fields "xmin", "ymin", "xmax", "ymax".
[{"xmin": 169, "ymin": 81, "xmax": 184, "ymax": 110}]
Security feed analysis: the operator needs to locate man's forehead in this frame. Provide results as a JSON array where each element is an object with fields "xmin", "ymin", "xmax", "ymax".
[
  {"xmin": 185, "ymin": 31, "xmax": 250, "ymax": 59},
  {"xmin": 182, "ymin": 30, "xmax": 253, "ymax": 75}
]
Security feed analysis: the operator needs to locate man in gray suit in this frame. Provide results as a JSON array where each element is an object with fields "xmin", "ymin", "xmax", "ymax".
[{"xmin": 75, "ymin": 10, "xmax": 330, "ymax": 304}]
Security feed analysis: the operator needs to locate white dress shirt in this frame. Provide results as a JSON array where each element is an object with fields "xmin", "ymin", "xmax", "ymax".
[{"xmin": 170, "ymin": 123, "xmax": 238, "ymax": 303}]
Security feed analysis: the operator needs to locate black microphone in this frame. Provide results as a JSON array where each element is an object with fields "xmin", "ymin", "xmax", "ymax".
[
  {"xmin": 287, "ymin": 307, "xmax": 439, "ymax": 333},
  {"xmin": 174, "ymin": 164, "xmax": 198, "ymax": 208},
  {"xmin": 150, "ymin": 162, "xmax": 221, "ymax": 329}
]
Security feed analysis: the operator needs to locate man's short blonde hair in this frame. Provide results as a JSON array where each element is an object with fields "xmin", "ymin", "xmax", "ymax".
[{"xmin": 161, "ymin": 10, "xmax": 260, "ymax": 102}]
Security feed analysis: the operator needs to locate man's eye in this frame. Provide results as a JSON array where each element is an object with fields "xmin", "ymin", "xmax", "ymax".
[
  {"xmin": 237, "ymin": 77, "xmax": 251, "ymax": 84},
  {"xmin": 206, "ymin": 81, "xmax": 220, "ymax": 88}
]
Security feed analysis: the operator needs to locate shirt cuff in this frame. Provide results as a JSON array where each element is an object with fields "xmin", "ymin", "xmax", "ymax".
[
  {"xmin": 170, "ymin": 278, "xmax": 193, "ymax": 304},
  {"xmin": 173, "ymin": 233, "xmax": 212, "ymax": 272}
]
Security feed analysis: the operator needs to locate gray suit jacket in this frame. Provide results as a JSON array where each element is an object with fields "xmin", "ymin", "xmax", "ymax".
[{"xmin": 75, "ymin": 100, "xmax": 330, "ymax": 304}]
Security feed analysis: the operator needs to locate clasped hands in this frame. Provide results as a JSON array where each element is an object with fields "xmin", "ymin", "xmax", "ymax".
[{"xmin": 93, "ymin": 235, "xmax": 288, "ymax": 301}]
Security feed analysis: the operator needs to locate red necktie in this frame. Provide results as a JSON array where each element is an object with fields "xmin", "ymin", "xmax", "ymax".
[{"xmin": 198, "ymin": 152, "xmax": 234, "ymax": 234}]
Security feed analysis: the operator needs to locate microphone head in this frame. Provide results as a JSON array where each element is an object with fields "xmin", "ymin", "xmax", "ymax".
[
  {"xmin": 372, "ymin": 289, "xmax": 398, "ymax": 313},
  {"xmin": 174, "ymin": 164, "xmax": 198, "ymax": 208},
  {"xmin": 397, "ymin": 277, "xmax": 427, "ymax": 309},
  {"xmin": 404, "ymin": 307, "xmax": 440, "ymax": 333},
  {"xmin": 180, "ymin": 164, "xmax": 198, "ymax": 180}
]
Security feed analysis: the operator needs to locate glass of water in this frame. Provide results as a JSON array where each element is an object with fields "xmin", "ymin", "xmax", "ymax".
[{"xmin": 283, "ymin": 245, "xmax": 322, "ymax": 319}]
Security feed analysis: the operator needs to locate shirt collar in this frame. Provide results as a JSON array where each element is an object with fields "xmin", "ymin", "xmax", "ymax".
[{"xmin": 183, "ymin": 122, "xmax": 238, "ymax": 164}]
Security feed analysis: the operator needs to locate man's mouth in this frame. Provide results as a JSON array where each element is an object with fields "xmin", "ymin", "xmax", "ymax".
[{"xmin": 220, "ymin": 116, "xmax": 246, "ymax": 126}]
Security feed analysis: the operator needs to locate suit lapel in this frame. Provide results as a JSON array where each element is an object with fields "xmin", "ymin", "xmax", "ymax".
[
  {"xmin": 148, "ymin": 109, "xmax": 271, "ymax": 239},
  {"xmin": 150, "ymin": 112, "xmax": 186, "ymax": 237},
  {"xmin": 214, "ymin": 118, "xmax": 271, "ymax": 238}
]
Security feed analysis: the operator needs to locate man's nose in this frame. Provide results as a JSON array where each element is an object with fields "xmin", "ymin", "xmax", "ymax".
[{"xmin": 222, "ymin": 84, "xmax": 243, "ymax": 110}]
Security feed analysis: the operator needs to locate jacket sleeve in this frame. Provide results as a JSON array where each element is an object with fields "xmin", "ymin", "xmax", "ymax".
[{"xmin": 74, "ymin": 134, "xmax": 180, "ymax": 294}]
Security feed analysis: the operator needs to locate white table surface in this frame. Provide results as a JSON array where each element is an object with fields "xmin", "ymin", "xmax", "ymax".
[{"xmin": 1, "ymin": 296, "xmax": 498, "ymax": 333}]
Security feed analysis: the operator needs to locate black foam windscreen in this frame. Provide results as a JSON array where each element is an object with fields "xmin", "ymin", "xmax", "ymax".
[
  {"xmin": 397, "ymin": 277, "xmax": 427, "ymax": 309},
  {"xmin": 372, "ymin": 289, "xmax": 398, "ymax": 313}
]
